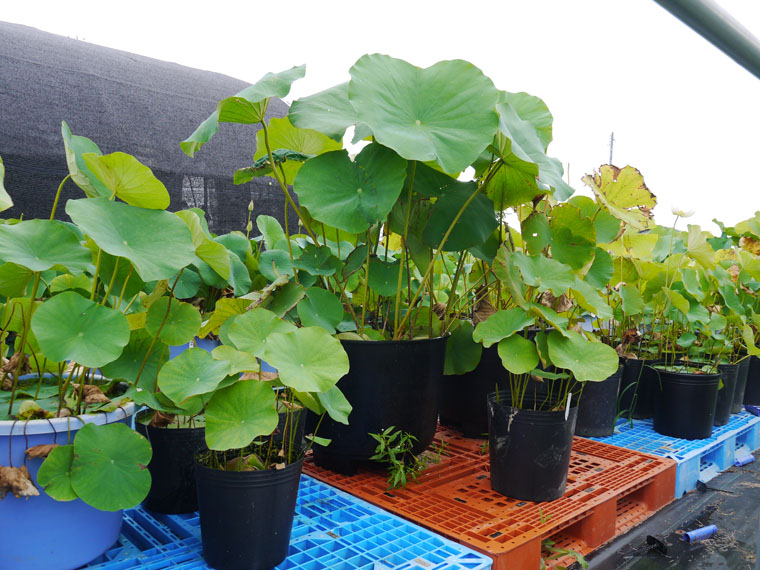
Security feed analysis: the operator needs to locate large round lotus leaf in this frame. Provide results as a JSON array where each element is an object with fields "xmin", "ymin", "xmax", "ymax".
[
  {"xmin": 37, "ymin": 444, "xmax": 77, "ymax": 502},
  {"xmin": 211, "ymin": 345, "xmax": 260, "ymax": 374},
  {"xmin": 348, "ymin": 54, "xmax": 500, "ymax": 174},
  {"xmin": 297, "ymin": 288, "xmax": 344, "ymax": 333},
  {"xmin": 225, "ymin": 308, "xmax": 296, "ymax": 359},
  {"xmin": 196, "ymin": 238, "xmax": 231, "ymax": 281},
  {"xmin": 496, "ymin": 98, "xmax": 573, "ymax": 201},
  {"xmin": 546, "ymin": 330, "xmax": 619, "ymax": 382},
  {"xmin": 181, "ymin": 65, "xmax": 305, "ymax": 157},
  {"xmin": 82, "ymin": 152, "xmax": 170, "ymax": 210},
  {"xmin": 368, "ymin": 257, "xmax": 408, "ymax": 297},
  {"xmin": 145, "ymin": 297, "xmax": 202, "ymax": 346},
  {"xmin": 256, "ymin": 215, "xmax": 287, "ymax": 251},
  {"xmin": 0, "ymin": 219, "xmax": 92, "ymax": 272},
  {"xmin": 289, "ymin": 82, "xmax": 361, "ymax": 142},
  {"xmin": 315, "ymin": 385, "xmax": 352, "ymax": 425},
  {"xmin": 100, "ymin": 329, "xmax": 169, "ymax": 391},
  {"xmin": 215, "ymin": 232, "xmax": 251, "ymax": 262},
  {"xmin": 61, "ymin": 121, "xmax": 110, "ymax": 199},
  {"xmin": 31, "ymin": 291, "xmax": 130, "ymax": 368},
  {"xmin": 171, "ymin": 268, "xmax": 202, "ymax": 300},
  {"xmin": 254, "ymin": 116, "xmax": 342, "ymax": 182},
  {"xmin": 292, "ymin": 244, "xmax": 340, "ymax": 277},
  {"xmin": 294, "ymin": 144, "xmax": 407, "ymax": 234},
  {"xmin": 549, "ymin": 204, "xmax": 596, "ymax": 270},
  {"xmin": 444, "ymin": 320, "xmax": 482, "ymax": 375},
  {"xmin": 422, "ymin": 182, "xmax": 498, "ymax": 251},
  {"xmin": 66, "ymin": 197, "xmax": 196, "ymax": 282},
  {"xmin": 157, "ymin": 348, "xmax": 231, "ymax": 404},
  {"xmin": 498, "ymin": 334, "xmax": 539, "ymax": 375},
  {"xmin": 205, "ymin": 379, "xmax": 279, "ymax": 451},
  {"xmin": 511, "ymin": 251, "xmax": 575, "ymax": 295},
  {"xmin": 70, "ymin": 423, "xmax": 152, "ymax": 511},
  {"xmin": 473, "ymin": 308, "xmax": 536, "ymax": 348},
  {"xmin": 0, "ymin": 262, "xmax": 32, "ymax": 297},
  {"xmin": 259, "ymin": 249, "xmax": 295, "ymax": 282},
  {"xmin": 619, "ymin": 284, "xmax": 644, "ymax": 316},
  {"xmin": 521, "ymin": 212, "xmax": 551, "ymax": 255},
  {"xmin": 585, "ymin": 248, "xmax": 614, "ymax": 289},
  {"xmin": 264, "ymin": 327, "xmax": 349, "ymax": 392}
]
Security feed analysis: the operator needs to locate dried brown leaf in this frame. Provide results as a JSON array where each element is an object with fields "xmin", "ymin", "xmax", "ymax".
[
  {"xmin": 25, "ymin": 444, "xmax": 60, "ymax": 459},
  {"xmin": 240, "ymin": 371, "xmax": 278, "ymax": 382},
  {"xmin": 150, "ymin": 411, "xmax": 175, "ymax": 428},
  {"xmin": 0, "ymin": 465, "xmax": 39, "ymax": 499}
]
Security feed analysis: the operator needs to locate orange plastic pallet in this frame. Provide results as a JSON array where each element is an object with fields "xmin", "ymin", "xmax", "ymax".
[{"xmin": 304, "ymin": 428, "xmax": 676, "ymax": 569}]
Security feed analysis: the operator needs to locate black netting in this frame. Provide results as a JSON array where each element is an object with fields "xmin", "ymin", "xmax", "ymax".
[{"xmin": 0, "ymin": 21, "xmax": 298, "ymax": 236}]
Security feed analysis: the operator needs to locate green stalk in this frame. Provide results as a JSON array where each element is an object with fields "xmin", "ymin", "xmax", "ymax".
[
  {"xmin": 394, "ymin": 185, "xmax": 483, "ymax": 339},
  {"xmin": 134, "ymin": 270, "xmax": 184, "ymax": 388},
  {"xmin": 90, "ymin": 249, "xmax": 103, "ymax": 301},
  {"xmin": 394, "ymin": 162, "xmax": 416, "ymax": 334},
  {"xmin": 7, "ymin": 272, "xmax": 41, "ymax": 415},
  {"xmin": 49, "ymin": 175, "xmax": 71, "ymax": 220},
  {"xmin": 101, "ymin": 257, "xmax": 120, "ymax": 305},
  {"xmin": 260, "ymin": 120, "xmax": 316, "ymax": 242},
  {"xmin": 359, "ymin": 232, "xmax": 372, "ymax": 335}
]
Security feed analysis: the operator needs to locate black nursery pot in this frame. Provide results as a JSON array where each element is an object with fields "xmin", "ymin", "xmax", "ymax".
[
  {"xmin": 195, "ymin": 456, "xmax": 303, "ymax": 570},
  {"xmin": 312, "ymin": 336, "xmax": 446, "ymax": 474},
  {"xmin": 743, "ymin": 356, "xmax": 760, "ymax": 406},
  {"xmin": 733, "ymin": 356, "xmax": 751, "ymax": 413},
  {"xmin": 653, "ymin": 368, "xmax": 720, "ymax": 439},
  {"xmin": 714, "ymin": 363, "xmax": 739, "ymax": 426},
  {"xmin": 440, "ymin": 345, "xmax": 508, "ymax": 438},
  {"xmin": 575, "ymin": 366, "xmax": 623, "ymax": 437},
  {"xmin": 487, "ymin": 392, "xmax": 577, "ymax": 502},
  {"xmin": 617, "ymin": 358, "xmax": 659, "ymax": 419},
  {"xmin": 135, "ymin": 420, "xmax": 206, "ymax": 514}
]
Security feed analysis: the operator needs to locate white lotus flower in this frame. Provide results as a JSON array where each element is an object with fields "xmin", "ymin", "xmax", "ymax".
[{"xmin": 671, "ymin": 205, "xmax": 695, "ymax": 218}]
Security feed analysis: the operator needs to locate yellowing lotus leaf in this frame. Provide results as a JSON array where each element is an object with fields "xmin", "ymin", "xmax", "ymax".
[{"xmin": 582, "ymin": 165, "xmax": 656, "ymax": 230}]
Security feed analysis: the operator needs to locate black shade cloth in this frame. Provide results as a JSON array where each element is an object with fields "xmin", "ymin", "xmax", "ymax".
[{"xmin": 0, "ymin": 21, "xmax": 295, "ymax": 236}]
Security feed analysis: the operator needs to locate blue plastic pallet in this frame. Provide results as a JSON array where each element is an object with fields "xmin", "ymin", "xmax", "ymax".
[
  {"xmin": 83, "ymin": 475, "xmax": 491, "ymax": 570},
  {"xmin": 587, "ymin": 411, "xmax": 760, "ymax": 498}
]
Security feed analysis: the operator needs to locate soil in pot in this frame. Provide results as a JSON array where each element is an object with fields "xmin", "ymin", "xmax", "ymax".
[
  {"xmin": 617, "ymin": 358, "xmax": 659, "ymax": 420},
  {"xmin": 195, "ymin": 447, "xmax": 303, "ymax": 570},
  {"xmin": 487, "ymin": 391, "xmax": 577, "ymax": 502},
  {"xmin": 312, "ymin": 336, "xmax": 446, "ymax": 475},
  {"xmin": 653, "ymin": 366, "xmax": 720, "ymax": 439},
  {"xmin": 714, "ymin": 364, "xmax": 739, "ymax": 426},
  {"xmin": 135, "ymin": 413, "xmax": 206, "ymax": 514},
  {"xmin": 574, "ymin": 365, "xmax": 623, "ymax": 437},
  {"xmin": 743, "ymin": 356, "xmax": 760, "ymax": 406},
  {"xmin": 440, "ymin": 345, "xmax": 508, "ymax": 438},
  {"xmin": 733, "ymin": 356, "xmax": 751, "ymax": 413}
]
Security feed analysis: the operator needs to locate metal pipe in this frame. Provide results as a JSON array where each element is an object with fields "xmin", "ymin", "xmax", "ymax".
[{"xmin": 654, "ymin": 0, "xmax": 760, "ymax": 80}]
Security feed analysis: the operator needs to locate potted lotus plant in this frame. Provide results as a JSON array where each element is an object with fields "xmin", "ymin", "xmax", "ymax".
[
  {"xmin": 0, "ymin": 122, "xmax": 210, "ymax": 569},
  {"xmin": 181, "ymin": 55, "xmax": 509, "ymax": 474}
]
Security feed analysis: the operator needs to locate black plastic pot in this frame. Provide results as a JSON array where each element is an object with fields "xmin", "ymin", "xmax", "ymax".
[
  {"xmin": 575, "ymin": 366, "xmax": 623, "ymax": 437},
  {"xmin": 195, "ymin": 456, "xmax": 303, "ymax": 570},
  {"xmin": 653, "ymin": 367, "xmax": 720, "ymax": 439},
  {"xmin": 135, "ymin": 419, "xmax": 206, "ymax": 514},
  {"xmin": 312, "ymin": 336, "xmax": 446, "ymax": 474},
  {"xmin": 440, "ymin": 345, "xmax": 508, "ymax": 438},
  {"xmin": 743, "ymin": 356, "xmax": 760, "ymax": 406},
  {"xmin": 487, "ymin": 392, "xmax": 577, "ymax": 502},
  {"xmin": 714, "ymin": 364, "xmax": 739, "ymax": 426},
  {"xmin": 733, "ymin": 356, "xmax": 751, "ymax": 413},
  {"xmin": 617, "ymin": 358, "xmax": 660, "ymax": 419}
]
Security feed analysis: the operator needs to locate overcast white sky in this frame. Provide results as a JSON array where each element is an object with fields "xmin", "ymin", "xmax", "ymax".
[{"xmin": 4, "ymin": 0, "xmax": 760, "ymax": 235}]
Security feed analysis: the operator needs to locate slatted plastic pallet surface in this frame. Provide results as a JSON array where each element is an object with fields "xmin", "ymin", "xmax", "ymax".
[
  {"xmin": 83, "ymin": 475, "xmax": 491, "ymax": 570},
  {"xmin": 303, "ymin": 427, "xmax": 675, "ymax": 570},
  {"xmin": 587, "ymin": 410, "xmax": 760, "ymax": 497}
]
